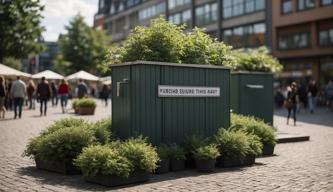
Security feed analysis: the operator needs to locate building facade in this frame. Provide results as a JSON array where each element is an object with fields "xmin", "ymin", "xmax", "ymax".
[
  {"xmin": 94, "ymin": 0, "xmax": 333, "ymax": 84},
  {"xmin": 272, "ymin": 0, "xmax": 333, "ymax": 85},
  {"xmin": 22, "ymin": 42, "xmax": 59, "ymax": 74}
]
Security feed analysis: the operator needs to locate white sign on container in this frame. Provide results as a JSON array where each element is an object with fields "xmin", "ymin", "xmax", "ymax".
[{"xmin": 158, "ymin": 85, "xmax": 220, "ymax": 97}]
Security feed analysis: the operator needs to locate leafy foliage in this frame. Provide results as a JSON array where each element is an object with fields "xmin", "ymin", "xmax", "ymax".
[
  {"xmin": 90, "ymin": 117, "xmax": 112, "ymax": 144},
  {"xmin": 193, "ymin": 144, "xmax": 220, "ymax": 160},
  {"xmin": 3, "ymin": 57, "xmax": 22, "ymax": 70},
  {"xmin": 246, "ymin": 133, "xmax": 263, "ymax": 156},
  {"xmin": 157, "ymin": 144, "xmax": 171, "ymax": 160},
  {"xmin": 214, "ymin": 129, "xmax": 251, "ymax": 161},
  {"xmin": 167, "ymin": 143, "xmax": 186, "ymax": 160},
  {"xmin": 119, "ymin": 136, "xmax": 159, "ymax": 172},
  {"xmin": 119, "ymin": 16, "xmax": 185, "ymax": 63},
  {"xmin": 24, "ymin": 117, "xmax": 113, "ymax": 160},
  {"xmin": 77, "ymin": 98, "xmax": 97, "ymax": 108},
  {"xmin": 40, "ymin": 118, "xmax": 87, "ymax": 136},
  {"xmin": 25, "ymin": 126, "xmax": 96, "ymax": 161},
  {"xmin": 184, "ymin": 134, "xmax": 210, "ymax": 155},
  {"xmin": 55, "ymin": 14, "xmax": 111, "ymax": 74},
  {"xmin": 74, "ymin": 145, "xmax": 133, "ymax": 178},
  {"xmin": 230, "ymin": 47, "xmax": 283, "ymax": 73},
  {"xmin": 0, "ymin": 0, "xmax": 44, "ymax": 62},
  {"xmin": 230, "ymin": 113, "xmax": 276, "ymax": 146}
]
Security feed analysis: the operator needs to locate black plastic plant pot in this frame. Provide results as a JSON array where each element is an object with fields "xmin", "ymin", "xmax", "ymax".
[
  {"xmin": 35, "ymin": 157, "xmax": 81, "ymax": 175},
  {"xmin": 170, "ymin": 159, "xmax": 185, "ymax": 171},
  {"xmin": 262, "ymin": 144, "xmax": 275, "ymax": 156},
  {"xmin": 155, "ymin": 158, "xmax": 170, "ymax": 174},
  {"xmin": 242, "ymin": 156, "xmax": 255, "ymax": 166},
  {"xmin": 215, "ymin": 157, "xmax": 242, "ymax": 168},
  {"xmin": 84, "ymin": 170, "xmax": 150, "ymax": 187},
  {"xmin": 195, "ymin": 158, "xmax": 216, "ymax": 172},
  {"xmin": 185, "ymin": 154, "xmax": 196, "ymax": 168}
]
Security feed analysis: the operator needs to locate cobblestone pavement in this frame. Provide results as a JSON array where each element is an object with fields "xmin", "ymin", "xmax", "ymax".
[{"xmin": 0, "ymin": 104, "xmax": 332, "ymax": 192}]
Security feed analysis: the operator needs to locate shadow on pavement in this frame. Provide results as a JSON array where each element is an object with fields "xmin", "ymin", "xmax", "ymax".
[
  {"xmin": 274, "ymin": 107, "xmax": 333, "ymax": 127},
  {"xmin": 17, "ymin": 165, "xmax": 256, "ymax": 191}
]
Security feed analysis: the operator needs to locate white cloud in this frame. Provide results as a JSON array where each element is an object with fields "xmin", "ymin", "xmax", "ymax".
[{"xmin": 41, "ymin": 0, "xmax": 98, "ymax": 41}]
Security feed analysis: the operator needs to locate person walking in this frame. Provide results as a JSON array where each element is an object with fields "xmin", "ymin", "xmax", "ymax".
[
  {"xmin": 0, "ymin": 76, "xmax": 6, "ymax": 119},
  {"xmin": 10, "ymin": 76, "xmax": 26, "ymax": 119},
  {"xmin": 58, "ymin": 79, "xmax": 70, "ymax": 113},
  {"xmin": 307, "ymin": 79, "xmax": 318, "ymax": 113},
  {"xmin": 285, "ymin": 82, "xmax": 299, "ymax": 126},
  {"xmin": 100, "ymin": 84, "xmax": 109, "ymax": 106},
  {"xmin": 37, "ymin": 77, "xmax": 51, "ymax": 116},
  {"xmin": 50, "ymin": 82, "xmax": 58, "ymax": 106},
  {"xmin": 27, "ymin": 80, "xmax": 36, "ymax": 110},
  {"xmin": 326, "ymin": 80, "xmax": 333, "ymax": 111},
  {"xmin": 77, "ymin": 79, "xmax": 88, "ymax": 99}
]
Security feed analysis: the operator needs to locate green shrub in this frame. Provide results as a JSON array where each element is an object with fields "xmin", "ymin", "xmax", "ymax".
[
  {"xmin": 184, "ymin": 134, "xmax": 210, "ymax": 155},
  {"xmin": 157, "ymin": 144, "xmax": 170, "ymax": 160},
  {"xmin": 40, "ymin": 118, "xmax": 87, "ymax": 136},
  {"xmin": 74, "ymin": 145, "xmax": 133, "ymax": 178},
  {"xmin": 25, "ymin": 126, "xmax": 96, "ymax": 161},
  {"xmin": 167, "ymin": 143, "xmax": 186, "ymax": 160},
  {"xmin": 77, "ymin": 98, "xmax": 96, "ymax": 108},
  {"xmin": 214, "ymin": 129, "xmax": 251, "ymax": 161},
  {"xmin": 230, "ymin": 47, "xmax": 283, "ymax": 73},
  {"xmin": 193, "ymin": 144, "xmax": 220, "ymax": 160},
  {"xmin": 116, "ymin": 16, "xmax": 185, "ymax": 64},
  {"xmin": 119, "ymin": 136, "xmax": 159, "ymax": 172},
  {"xmin": 90, "ymin": 117, "xmax": 112, "ymax": 144},
  {"xmin": 246, "ymin": 133, "xmax": 263, "ymax": 156},
  {"xmin": 230, "ymin": 113, "xmax": 276, "ymax": 146},
  {"xmin": 72, "ymin": 99, "xmax": 80, "ymax": 109}
]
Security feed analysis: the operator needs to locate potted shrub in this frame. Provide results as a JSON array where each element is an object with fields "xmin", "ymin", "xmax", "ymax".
[
  {"xmin": 193, "ymin": 144, "xmax": 220, "ymax": 172},
  {"xmin": 75, "ymin": 137, "xmax": 159, "ymax": 187},
  {"xmin": 24, "ymin": 126, "xmax": 96, "ymax": 174},
  {"xmin": 230, "ymin": 114, "xmax": 276, "ymax": 156},
  {"xmin": 90, "ymin": 117, "xmax": 113, "ymax": 144},
  {"xmin": 242, "ymin": 133, "xmax": 263, "ymax": 166},
  {"xmin": 24, "ymin": 117, "xmax": 112, "ymax": 174},
  {"xmin": 168, "ymin": 143, "xmax": 186, "ymax": 171},
  {"xmin": 214, "ymin": 129, "xmax": 250, "ymax": 167},
  {"xmin": 155, "ymin": 144, "xmax": 170, "ymax": 174},
  {"xmin": 184, "ymin": 134, "xmax": 210, "ymax": 168},
  {"xmin": 72, "ymin": 99, "xmax": 80, "ymax": 114},
  {"xmin": 77, "ymin": 98, "xmax": 96, "ymax": 115}
]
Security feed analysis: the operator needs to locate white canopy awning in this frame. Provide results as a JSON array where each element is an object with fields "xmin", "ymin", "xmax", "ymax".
[
  {"xmin": 0, "ymin": 63, "xmax": 31, "ymax": 78},
  {"xmin": 66, "ymin": 70, "xmax": 99, "ymax": 81},
  {"xmin": 31, "ymin": 70, "xmax": 64, "ymax": 80}
]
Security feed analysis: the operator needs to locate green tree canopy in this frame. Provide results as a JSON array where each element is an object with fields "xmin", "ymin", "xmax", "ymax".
[
  {"xmin": 55, "ymin": 14, "xmax": 111, "ymax": 75},
  {"xmin": 0, "ymin": 0, "xmax": 44, "ymax": 63}
]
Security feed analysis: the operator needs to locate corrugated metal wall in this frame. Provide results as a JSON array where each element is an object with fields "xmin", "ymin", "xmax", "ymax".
[
  {"xmin": 112, "ymin": 62, "xmax": 230, "ymax": 145},
  {"xmin": 230, "ymin": 73, "xmax": 273, "ymax": 124}
]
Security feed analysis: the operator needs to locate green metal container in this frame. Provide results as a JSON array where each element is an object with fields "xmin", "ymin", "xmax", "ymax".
[
  {"xmin": 230, "ymin": 71, "xmax": 273, "ymax": 125},
  {"xmin": 111, "ymin": 61, "xmax": 230, "ymax": 144}
]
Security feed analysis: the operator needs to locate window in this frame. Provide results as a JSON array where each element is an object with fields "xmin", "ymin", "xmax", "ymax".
[
  {"xmin": 195, "ymin": 3, "xmax": 217, "ymax": 26},
  {"xmin": 279, "ymin": 32, "xmax": 311, "ymax": 49},
  {"xmin": 139, "ymin": 2, "xmax": 166, "ymax": 21},
  {"xmin": 99, "ymin": 0, "xmax": 104, "ymax": 9},
  {"xmin": 115, "ymin": 18, "xmax": 126, "ymax": 33},
  {"xmin": 298, "ymin": 0, "xmax": 315, "ymax": 11},
  {"xmin": 222, "ymin": 22, "xmax": 266, "ymax": 48},
  {"xmin": 128, "ymin": 0, "xmax": 140, "ymax": 7},
  {"xmin": 282, "ymin": 0, "xmax": 292, "ymax": 14},
  {"xmin": 321, "ymin": 0, "xmax": 333, "ymax": 6},
  {"xmin": 168, "ymin": 0, "xmax": 191, "ymax": 10},
  {"xmin": 110, "ymin": 3, "xmax": 115, "ymax": 14},
  {"xmin": 319, "ymin": 28, "xmax": 333, "ymax": 46},
  {"xmin": 223, "ymin": 0, "xmax": 265, "ymax": 19}
]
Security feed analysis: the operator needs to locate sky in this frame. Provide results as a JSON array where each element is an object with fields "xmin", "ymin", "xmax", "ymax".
[{"xmin": 40, "ymin": 0, "xmax": 98, "ymax": 42}]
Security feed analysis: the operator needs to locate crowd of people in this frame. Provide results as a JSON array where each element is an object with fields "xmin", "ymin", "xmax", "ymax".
[
  {"xmin": 274, "ymin": 80, "xmax": 333, "ymax": 126},
  {"xmin": 0, "ymin": 75, "xmax": 111, "ymax": 119}
]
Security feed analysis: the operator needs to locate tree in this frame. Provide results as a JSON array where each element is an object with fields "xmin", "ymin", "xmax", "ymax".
[
  {"xmin": 55, "ymin": 15, "xmax": 111, "ymax": 75},
  {"xmin": 0, "ymin": 0, "xmax": 44, "ymax": 63}
]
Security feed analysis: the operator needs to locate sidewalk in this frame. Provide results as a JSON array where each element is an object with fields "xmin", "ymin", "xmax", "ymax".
[{"xmin": 0, "ymin": 105, "xmax": 332, "ymax": 192}]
